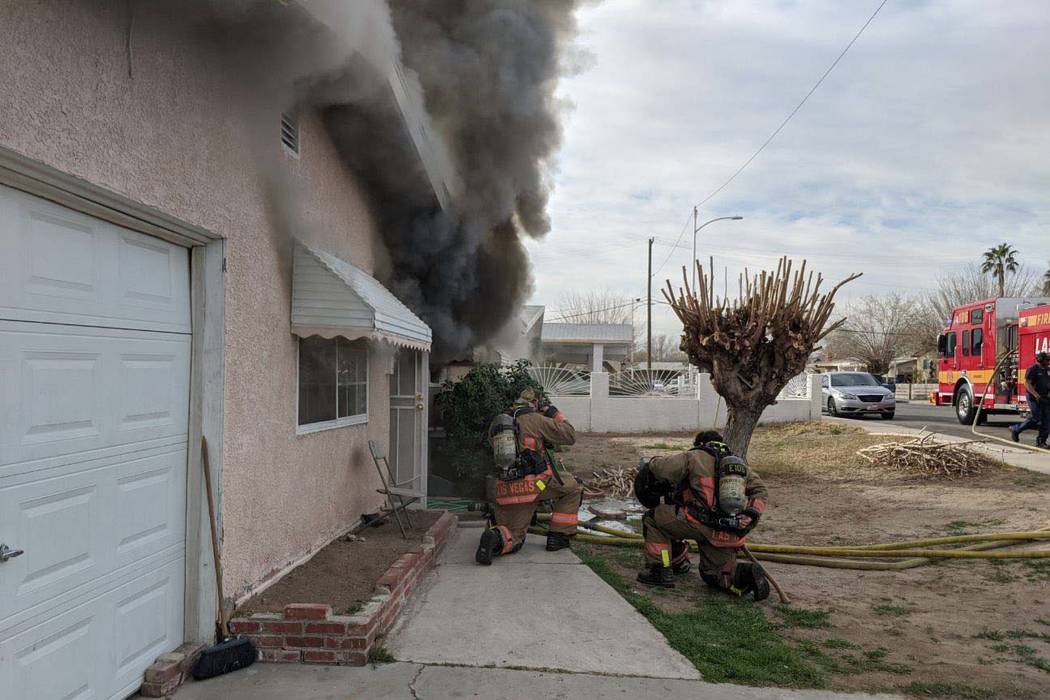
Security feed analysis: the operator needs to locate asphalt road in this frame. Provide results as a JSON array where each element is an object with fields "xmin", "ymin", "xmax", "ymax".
[{"xmin": 833, "ymin": 400, "xmax": 1027, "ymax": 442}]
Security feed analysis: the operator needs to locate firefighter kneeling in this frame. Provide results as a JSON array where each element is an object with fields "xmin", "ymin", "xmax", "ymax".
[
  {"xmin": 634, "ymin": 430, "xmax": 770, "ymax": 601},
  {"xmin": 475, "ymin": 388, "xmax": 583, "ymax": 565}
]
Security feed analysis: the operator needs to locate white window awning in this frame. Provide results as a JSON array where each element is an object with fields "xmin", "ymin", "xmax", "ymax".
[{"xmin": 291, "ymin": 241, "xmax": 432, "ymax": 352}]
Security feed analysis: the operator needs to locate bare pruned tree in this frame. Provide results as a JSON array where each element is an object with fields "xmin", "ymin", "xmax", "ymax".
[
  {"xmin": 826, "ymin": 294, "xmax": 930, "ymax": 375},
  {"xmin": 666, "ymin": 257, "xmax": 859, "ymax": 456}
]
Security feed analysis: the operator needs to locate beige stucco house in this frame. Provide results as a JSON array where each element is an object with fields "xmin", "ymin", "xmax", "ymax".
[{"xmin": 0, "ymin": 3, "xmax": 447, "ymax": 697}]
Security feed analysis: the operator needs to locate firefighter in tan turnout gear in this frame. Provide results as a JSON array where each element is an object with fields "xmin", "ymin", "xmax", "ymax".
[
  {"xmin": 476, "ymin": 388, "xmax": 583, "ymax": 564},
  {"xmin": 634, "ymin": 430, "xmax": 771, "ymax": 600}
]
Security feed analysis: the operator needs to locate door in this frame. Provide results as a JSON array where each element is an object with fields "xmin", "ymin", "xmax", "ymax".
[
  {"xmin": 0, "ymin": 184, "xmax": 190, "ymax": 700},
  {"xmin": 389, "ymin": 349, "xmax": 428, "ymax": 501}
]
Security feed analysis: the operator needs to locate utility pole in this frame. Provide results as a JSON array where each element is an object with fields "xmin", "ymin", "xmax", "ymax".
[{"xmin": 647, "ymin": 237, "xmax": 654, "ymax": 373}]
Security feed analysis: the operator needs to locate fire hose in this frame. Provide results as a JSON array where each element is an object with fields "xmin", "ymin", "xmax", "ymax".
[{"xmin": 531, "ymin": 514, "xmax": 1050, "ymax": 566}]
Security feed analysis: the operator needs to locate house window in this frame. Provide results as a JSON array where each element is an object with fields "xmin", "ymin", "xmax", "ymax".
[
  {"xmin": 298, "ymin": 336, "xmax": 368, "ymax": 431},
  {"xmin": 281, "ymin": 110, "xmax": 300, "ymax": 156}
]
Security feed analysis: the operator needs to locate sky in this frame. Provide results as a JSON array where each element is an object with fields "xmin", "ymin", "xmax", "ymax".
[{"xmin": 527, "ymin": 0, "xmax": 1050, "ymax": 339}]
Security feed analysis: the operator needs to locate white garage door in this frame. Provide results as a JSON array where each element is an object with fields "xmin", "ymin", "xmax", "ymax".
[{"xmin": 0, "ymin": 185, "xmax": 191, "ymax": 700}]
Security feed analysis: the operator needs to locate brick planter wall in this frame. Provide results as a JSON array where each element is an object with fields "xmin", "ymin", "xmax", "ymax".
[{"xmin": 226, "ymin": 511, "xmax": 457, "ymax": 666}]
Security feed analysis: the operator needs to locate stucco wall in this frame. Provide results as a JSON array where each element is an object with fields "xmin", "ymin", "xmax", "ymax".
[{"xmin": 0, "ymin": 1, "xmax": 394, "ymax": 599}]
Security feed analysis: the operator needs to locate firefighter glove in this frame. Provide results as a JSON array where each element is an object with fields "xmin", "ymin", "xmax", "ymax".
[
  {"xmin": 736, "ymin": 507, "xmax": 761, "ymax": 534},
  {"xmin": 542, "ymin": 404, "xmax": 560, "ymax": 418}
]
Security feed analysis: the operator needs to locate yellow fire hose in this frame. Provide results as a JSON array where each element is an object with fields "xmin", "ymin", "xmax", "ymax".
[
  {"xmin": 532, "ymin": 527, "xmax": 1050, "ymax": 559},
  {"xmin": 533, "ymin": 514, "xmax": 1050, "ymax": 564},
  {"xmin": 562, "ymin": 516, "xmax": 1050, "ymax": 550}
]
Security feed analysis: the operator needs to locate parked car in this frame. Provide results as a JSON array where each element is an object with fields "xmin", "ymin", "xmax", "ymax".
[{"xmin": 821, "ymin": 372, "xmax": 896, "ymax": 419}]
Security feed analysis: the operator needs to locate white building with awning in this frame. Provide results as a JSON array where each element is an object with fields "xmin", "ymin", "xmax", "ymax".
[
  {"xmin": 542, "ymin": 322, "xmax": 635, "ymax": 371},
  {"xmin": 292, "ymin": 241, "xmax": 431, "ymax": 352}
]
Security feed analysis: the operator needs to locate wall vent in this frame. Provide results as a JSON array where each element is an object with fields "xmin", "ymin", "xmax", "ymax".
[{"xmin": 281, "ymin": 111, "xmax": 300, "ymax": 156}]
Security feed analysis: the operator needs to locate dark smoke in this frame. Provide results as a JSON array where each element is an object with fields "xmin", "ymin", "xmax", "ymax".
[
  {"xmin": 359, "ymin": 1, "xmax": 586, "ymax": 361},
  {"xmin": 179, "ymin": 0, "xmax": 586, "ymax": 361}
]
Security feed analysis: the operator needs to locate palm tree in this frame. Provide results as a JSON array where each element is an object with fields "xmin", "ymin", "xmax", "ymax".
[{"xmin": 980, "ymin": 243, "xmax": 1019, "ymax": 298}]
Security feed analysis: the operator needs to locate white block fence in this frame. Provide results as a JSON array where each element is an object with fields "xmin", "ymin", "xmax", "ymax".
[{"xmin": 551, "ymin": 372, "xmax": 822, "ymax": 434}]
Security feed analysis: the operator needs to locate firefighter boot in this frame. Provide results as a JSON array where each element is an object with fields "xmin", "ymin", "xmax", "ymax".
[
  {"xmin": 546, "ymin": 531, "xmax": 572, "ymax": 552},
  {"xmin": 637, "ymin": 564, "xmax": 676, "ymax": 588},
  {"xmin": 733, "ymin": 562, "xmax": 771, "ymax": 602},
  {"xmin": 475, "ymin": 527, "xmax": 505, "ymax": 566},
  {"xmin": 671, "ymin": 541, "xmax": 691, "ymax": 575}
]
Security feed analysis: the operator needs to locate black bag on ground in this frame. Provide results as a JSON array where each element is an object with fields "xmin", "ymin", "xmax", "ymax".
[{"xmin": 192, "ymin": 636, "xmax": 257, "ymax": 680}]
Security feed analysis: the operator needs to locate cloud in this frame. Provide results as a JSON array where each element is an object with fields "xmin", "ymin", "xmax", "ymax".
[{"xmin": 531, "ymin": 0, "xmax": 1050, "ymax": 338}]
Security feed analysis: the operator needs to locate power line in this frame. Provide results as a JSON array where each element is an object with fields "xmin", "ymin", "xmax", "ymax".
[
  {"xmin": 836, "ymin": 326, "xmax": 932, "ymax": 339},
  {"xmin": 547, "ymin": 299, "xmax": 640, "ymax": 321},
  {"xmin": 651, "ymin": 210, "xmax": 695, "ymax": 279},
  {"xmin": 690, "ymin": 0, "xmax": 889, "ymax": 210}
]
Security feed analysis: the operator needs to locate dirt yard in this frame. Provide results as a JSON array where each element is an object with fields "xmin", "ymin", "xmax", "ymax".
[
  {"xmin": 562, "ymin": 423, "xmax": 1050, "ymax": 699},
  {"xmin": 237, "ymin": 510, "xmax": 443, "ymax": 617}
]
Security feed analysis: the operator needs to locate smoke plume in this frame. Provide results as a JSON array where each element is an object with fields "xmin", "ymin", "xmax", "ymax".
[
  {"xmin": 336, "ymin": 0, "xmax": 586, "ymax": 361},
  {"xmin": 186, "ymin": 0, "xmax": 586, "ymax": 361}
]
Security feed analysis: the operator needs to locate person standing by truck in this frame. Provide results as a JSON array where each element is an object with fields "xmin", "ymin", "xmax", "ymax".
[{"xmin": 1010, "ymin": 351, "xmax": 1050, "ymax": 448}]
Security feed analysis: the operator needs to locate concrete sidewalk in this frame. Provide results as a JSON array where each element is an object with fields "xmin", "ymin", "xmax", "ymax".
[
  {"xmin": 827, "ymin": 416, "xmax": 1050, "ymax": 476},
  {"xmin": 171, "ymin": 661, "xmax": 900, "ymax": 699},
  {"xmin": 169, "ymin": 526, "xmax": 902, "ymax": 699},
  {"xmin": 385, "ymin": 525, "xmax": 699, "ymax": 679}
]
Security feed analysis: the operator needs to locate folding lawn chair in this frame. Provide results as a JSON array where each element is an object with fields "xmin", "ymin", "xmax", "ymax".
[{"xmin": 368, "ymin": 440, "xmax": 420, "ymax": 538}]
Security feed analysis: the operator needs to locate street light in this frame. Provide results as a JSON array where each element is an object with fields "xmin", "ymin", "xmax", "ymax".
[{"xmin": 692, "ymin": 208, "xmax": 744, "ymax": 291}]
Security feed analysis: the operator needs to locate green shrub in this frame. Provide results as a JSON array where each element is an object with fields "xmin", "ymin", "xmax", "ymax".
[{"xmin": 435, "ymin": 360, "xmax": 546, "ymax": 440}]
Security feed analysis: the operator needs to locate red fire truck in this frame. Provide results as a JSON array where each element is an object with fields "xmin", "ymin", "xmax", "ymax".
[{"xmin": 934, "ymin": 296, "xmax": 1050, "ymax": 424}]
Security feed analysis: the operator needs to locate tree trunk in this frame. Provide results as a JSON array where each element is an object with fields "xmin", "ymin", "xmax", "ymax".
[{"xmin": 724, "ymin": 404, "xmax": 760, "ymax": 457}]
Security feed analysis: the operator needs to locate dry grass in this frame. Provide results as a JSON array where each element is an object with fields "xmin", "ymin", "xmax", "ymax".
[
  {"xmin": 567, "ymin": 421, "xmax": 1008, "ymax": 494},
  {"xmin": 568, "ymin": 422, "xmax": 893, "ymax": 498},
  {"xmin": 737, "ymin": 422, "xmax": 889, "ymax": 480},
  {"xmin": 567, "ymin": 422, "xmax": 1050, "ymax": 698}
]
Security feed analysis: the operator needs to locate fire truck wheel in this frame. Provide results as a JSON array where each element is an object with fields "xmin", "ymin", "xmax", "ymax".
[{"xmin": 955, "ymin": 385, "xmax": 978, "ymax": 426}]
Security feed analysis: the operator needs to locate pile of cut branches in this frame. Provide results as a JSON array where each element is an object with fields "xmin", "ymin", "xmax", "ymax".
[
  {"xmin": 856, "ymin": 433, "xmax": 999, "ymax": 478},
  {"xmin": 583, "ymin": 466, "xmax": 637, "ymax": 500}
]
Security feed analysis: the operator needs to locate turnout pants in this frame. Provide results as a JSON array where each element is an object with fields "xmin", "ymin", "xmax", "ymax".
[
  {"xmin": 493, "ymin": 473, "xmax": 582, "ymax": 554},
  {"xmin": 1012, "ymin": 393, "xmax": 1049, "ymax": 446},
  {"xmin": 643, "ymin": 504, "xmax": 738, "ymax": 588}
]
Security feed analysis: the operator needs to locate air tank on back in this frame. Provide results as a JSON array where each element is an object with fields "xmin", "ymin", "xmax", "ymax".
[{"xmin": 490, "ymin": 413, "xmax": 517, "ymax": 470}]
